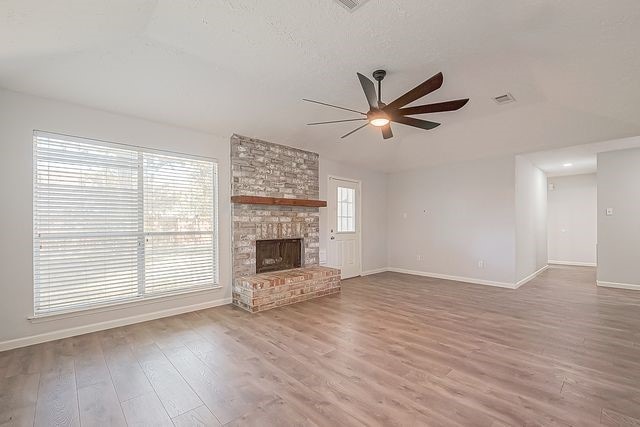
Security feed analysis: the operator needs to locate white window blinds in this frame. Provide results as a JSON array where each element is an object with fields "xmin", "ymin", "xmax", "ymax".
[{"xmin": 33, "ymin": 132, "xmax": 218, "ymax": 316}]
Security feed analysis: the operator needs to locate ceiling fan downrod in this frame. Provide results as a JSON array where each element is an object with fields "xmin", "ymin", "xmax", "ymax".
[{"xmin": 372, "ymin": 69, "xmax": 386, "ymax": 105}]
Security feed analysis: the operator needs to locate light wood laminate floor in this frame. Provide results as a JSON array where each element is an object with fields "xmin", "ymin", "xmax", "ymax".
[{"xmin": 2, "ymin": 265, "xmax": 640, "ymax": 426}]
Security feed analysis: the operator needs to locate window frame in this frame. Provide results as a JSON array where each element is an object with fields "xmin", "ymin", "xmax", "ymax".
[
  {"xmin": 336, "ymin": 185, "xmax": 356, "ymax": 234},
  {"xmin": 32, "ymin": 131, "xmax": 220, "ymax": 318}
]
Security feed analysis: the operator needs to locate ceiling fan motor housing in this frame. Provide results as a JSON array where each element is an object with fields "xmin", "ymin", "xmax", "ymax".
[{"xmin": 372, "ymin": 69, "xmax": 386, "ymax": 81}]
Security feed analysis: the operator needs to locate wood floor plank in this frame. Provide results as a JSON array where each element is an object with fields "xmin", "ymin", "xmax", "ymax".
[
  {"xmin": 4, "ymin": 344, "xmax": 44, "ymax": 378},
  {"xmin": 39, "ymin": 339, "xmax": 76, "ymax": 375},
  {"xmin": 71, "ymin": 334, "xmax": 111, "ymax": 389},
  {"xmin": 103, "ymin": 344, "xmax": 154, "ymax": 403},
  {"xmin": 171, "ymin": 405, "xmax": 221, "ymax": 427},
  {"xmin": 120, "ymin": 322, "xmax": 156, "ymax": 348},
  {"xmin": 121, "ymin": 392, "xmax": 173, "ymax": 427},
  {"xmin": 146, "ymin": 317, "xmax": 201, "ymax": 351},
  {"xmin": 162, "ymin": 345, "xmax": 263, "ymax": 425},
  {"xmin": 223, "ymin": 396, "xmax": 317, "ymax": 427},
  {"xmin": 133, "ymin": 343, "xmax": 203, "ymax": 418},
  {"xmin": 0, "ymin": 373, "xmax": 40, "ymax": 426},
  {"xmin": 601, "ymin": 407, "xmax": 640, "ymax": 426},
  {"xmin": 33, "ymin": 368, "xmax": 79, "ymax": 427},
  {"xmin": 77, "ymin": 379, "xmax": 126, "ymax": 427},
  {"xmin": 0, "ymin": 353, "xmax": 9, "ymax": 378}
]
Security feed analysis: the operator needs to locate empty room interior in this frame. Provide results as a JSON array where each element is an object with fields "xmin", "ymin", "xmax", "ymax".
[{"xmin": 2, "ymin": 1, "xmax": 640, "ymax": 426}]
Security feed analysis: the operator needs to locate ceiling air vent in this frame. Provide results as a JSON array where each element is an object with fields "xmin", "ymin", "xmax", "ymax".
[
  {"xmin": 493, "ymin": 93, "xmax": 516, "ymax": 105},
  {"xmin": 334, "ymin": 0, "xmax": 370, "ymax": 12}
]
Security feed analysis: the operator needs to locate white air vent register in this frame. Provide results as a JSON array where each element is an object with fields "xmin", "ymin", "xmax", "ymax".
[
  {"xmin": 334, "ymin": 0, "xmax": 370, "ymax": 12},
  {"xmin": 493, "ymin": 93, "xmax": 516, "ymax": 105}
]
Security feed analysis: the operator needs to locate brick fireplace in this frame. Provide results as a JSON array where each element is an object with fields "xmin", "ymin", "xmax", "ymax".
[{"xmin": 230, "ymin": 134, "xmax": 340, "ymax": 312}]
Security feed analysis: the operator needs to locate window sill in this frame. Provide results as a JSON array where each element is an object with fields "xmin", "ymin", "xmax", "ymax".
[{"xmin": 28, "ymin": 285, "xmax": 223, "ymax": 323}]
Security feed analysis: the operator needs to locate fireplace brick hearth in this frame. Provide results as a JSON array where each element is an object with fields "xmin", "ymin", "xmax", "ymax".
[
  {"xmin": 233, "ymin": 266, "xmax": 341, "ymax": 313},
  {"xmin": 230, "ymin": 134, "xmax": 340, "ymax": 312}
]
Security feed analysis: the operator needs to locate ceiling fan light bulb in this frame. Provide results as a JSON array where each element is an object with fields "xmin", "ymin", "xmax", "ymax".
[{"xmin": 370, "ymin": 118, "xmax": 390, "ymax": 127}]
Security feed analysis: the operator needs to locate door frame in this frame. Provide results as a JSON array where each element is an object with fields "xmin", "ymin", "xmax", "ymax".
[{"xmin": 327, "ymin": 175, "xmax": 363, "ymax": 277}]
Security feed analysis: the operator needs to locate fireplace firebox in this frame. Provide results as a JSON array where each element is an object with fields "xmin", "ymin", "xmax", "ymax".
[{"xmin": 255, "ymin": 238, "xmax": 303, "ymax": 274}]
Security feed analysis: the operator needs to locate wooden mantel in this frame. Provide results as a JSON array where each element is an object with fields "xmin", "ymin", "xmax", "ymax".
[{"xmin": 231, "ymin": 195, "xmax": 327, "ymax": 208}]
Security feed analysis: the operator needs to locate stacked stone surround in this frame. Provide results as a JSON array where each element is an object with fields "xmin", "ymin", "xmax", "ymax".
[
  {"xmin": 233, "ymin": 266, "xmax": 341, "ymax": 312},
  {"xmin": 231, "ymin": 134, "xmax": 338, "ymax": 312}
]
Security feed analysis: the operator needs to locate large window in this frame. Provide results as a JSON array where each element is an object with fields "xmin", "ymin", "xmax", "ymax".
[{"xmin": 33, "ymin": 131, "xmax": 218, "ymax": 316}]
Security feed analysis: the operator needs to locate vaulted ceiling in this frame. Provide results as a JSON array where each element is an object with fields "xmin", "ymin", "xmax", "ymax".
[{"xmin": 2, "ymin": 0, "xmax": 640, "ymax": 172}]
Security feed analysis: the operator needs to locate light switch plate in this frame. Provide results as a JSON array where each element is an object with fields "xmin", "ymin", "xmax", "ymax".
[{"xmin": 606, "ymin": 208, "xmax": 613, "ymax": 216}]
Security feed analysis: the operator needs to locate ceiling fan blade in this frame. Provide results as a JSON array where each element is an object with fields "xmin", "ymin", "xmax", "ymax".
[
  {"xmin": 357, "ymin": 73, "xmax": 378, "ymax": 110},
  {"xmin": 391, "ymin": 115, "xmax": 440, "ymax": 130},
  {"xmin": 396, "ymin": 99, "xmax": 469, "ymax": 116},
  {"xmin": 381, "ymin": 124, "xmax": 393, "ymax": 139},
  {"xmin": 340, "ymin": 123, "xmax": 369, "ymax": 139},
  {"xmin": 385, "ymin": 72, "xmax": 444, "ymax": 111},
  {"xmin": 307, "ymin": 118, "xmax": 367, "ymax": 125},
  {"xmin": 302, "ymin": 99, "xmax": 366, "ymax": 115}
]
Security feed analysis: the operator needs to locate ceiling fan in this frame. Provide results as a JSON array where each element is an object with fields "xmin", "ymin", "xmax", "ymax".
[{"xmin": 303, "ymin": 70, "xmax": 469, "ymax": 140}]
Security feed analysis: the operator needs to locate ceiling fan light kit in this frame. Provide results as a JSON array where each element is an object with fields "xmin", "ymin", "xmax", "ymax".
[
  {"xmin": 304, "ymin": 69, "xmax": 469, "ymax": 140},
  {"xmin": 368, "ymin": 111, "xmax": 390, "ymax": 127}
]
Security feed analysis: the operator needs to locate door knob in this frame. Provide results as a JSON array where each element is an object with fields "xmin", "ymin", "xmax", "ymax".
[{"xmin": 330, "ymin": 236, "xmax": 335, "ymax": 240}]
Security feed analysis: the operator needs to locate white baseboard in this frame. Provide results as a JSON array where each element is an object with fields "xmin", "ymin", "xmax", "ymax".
[
  {"xmin": 596, "ymin": 281, "xmax": 640, "ymax": 291},
  {"xmin": 515, "ymin": 265, "xmax": 549, "ymax": 288},
  {"xmin": 549, "ymin": 260, "xmax": 597, "ymax": 267},
  {"xmin": 386, "ymin": 267, "xmax": 518, "ymax": 289},
  {"xmin": 373, "ymin": 265, "xmax": 549, "ymax": 290},
  {"xmin": 361, "ymin": 267, "xmax": 388, "ymax": 276},
  {"xmin": 0, "ymin": 297, "xmax": 232, "ymax": 352}
]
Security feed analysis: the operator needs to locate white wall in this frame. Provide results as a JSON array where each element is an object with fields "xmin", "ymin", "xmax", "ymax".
[
  {"xmin": 386, "ymin": 156, "xmax": 517, "ymax": 285},
  {"xmin": 319, "ymin": 158, "xmax": 388, "ymax": 274},
  {"xmin": 547, "ymin": 174, "xmax": 597, "ymax": 265},
  {"xmin": 515, "ymin": 156, "xmax": 548, "ymax": 282},
  {"xmin": 597, "ymin": 148, "xmax": 640, "ymax": 287}
]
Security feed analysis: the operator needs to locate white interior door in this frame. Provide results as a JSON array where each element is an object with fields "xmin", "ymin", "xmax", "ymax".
[{"xmin": 327, "ymin": 177, "xmax": 361, "ymax": 279}]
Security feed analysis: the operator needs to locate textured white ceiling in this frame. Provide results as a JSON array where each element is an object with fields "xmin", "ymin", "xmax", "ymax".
[{"xmin": 2, "ymin": 0, "xmax": 640, "ymax": 172}]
